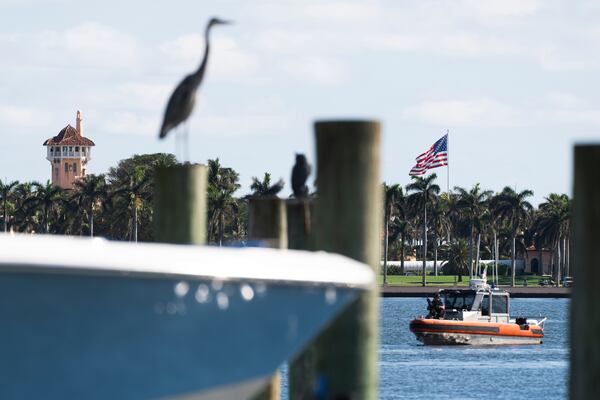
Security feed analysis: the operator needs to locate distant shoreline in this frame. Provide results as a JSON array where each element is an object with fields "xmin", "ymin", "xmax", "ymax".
[{"xmin": 381, "ymin": 285, "xmax": 570, "ymax": 298}]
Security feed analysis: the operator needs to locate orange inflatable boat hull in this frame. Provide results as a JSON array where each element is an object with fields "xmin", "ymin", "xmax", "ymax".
[{"xmin": 409, "ymin": 318, "xmax": 544, "ymax": 345}]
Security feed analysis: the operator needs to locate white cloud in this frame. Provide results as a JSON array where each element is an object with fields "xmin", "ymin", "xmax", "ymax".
[
  {"xmin": 115, "ymin": 83, "xmax": 173, "ymax": 111},
  {"xmin": 102, "ymin": 111, "xmax": 159, "ymax": 136},
  {"xmin": 402, "ymin": 98, "xmax": 520, "ymax": 127},
  {"xmin": 553, "ymin": 109, "xmax": 600, "ymax": 125},
  {"xmin": 0, "ymin": 22, "xmax": 141, "ymax": 71},
  {"xmin": 546, "ymin": 92, "xmax": 586, "ymax": 108},
  {"xmin": 158, "ymin": 34, "xmax": 259, "ymax": 81},
  {"xmin": 457, "ymin": 0, "xmax": 543, "ymax": 19},
  {"xmin": 61, "ymin": 22, "xmax": 140, "ymax": 69},
  {"xmin": 252, "ymin": 0, "xmax": 383, "ymax": 24},
  {"xmin": 283, "ymin": 56, "xmax": 349, "ymax": 85},
  {"xmin": 0, "ymin": 105, "xmax": 53, "ymax": 129}
]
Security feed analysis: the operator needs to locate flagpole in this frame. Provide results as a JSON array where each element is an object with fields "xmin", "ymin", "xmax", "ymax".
[{"xmin": 446, "ymin": 129, "xmax": 450, "ymax": 194}]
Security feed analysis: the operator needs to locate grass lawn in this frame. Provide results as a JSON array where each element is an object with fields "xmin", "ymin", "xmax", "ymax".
[{"xmin": 378, "ymin": 274, "xmax": 548, "ymax": 287}]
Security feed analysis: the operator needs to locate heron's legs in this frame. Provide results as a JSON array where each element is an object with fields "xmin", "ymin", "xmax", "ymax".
[
  {"xmin": 174, "ymin": 128, "xmax": 181, "ymax": 162},
  {"xmin": 183, "ymin": 122, "xmax": 190, "ymax": 163}
]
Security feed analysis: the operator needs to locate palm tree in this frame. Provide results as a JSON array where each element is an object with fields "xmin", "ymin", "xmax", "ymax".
[
  {"xmin": 110, "ymin": 168, "xmax": 151, "ymax": 242},
  {"xmin": 73, "ymin": 174, "xmax": 107, "ymax": 237},
  {"xmin": 428, "ymin": 198, "xmax": 447, "ymax": 276},
  {"xmin": 492, "ymin": 187, "xmax": 533, "ymax": 286},
  {"xmin": 455, "ymin": 184, "xmax": 492, "ymax": 277},
  {"xmin": 441, "ymin": 239, "xmax": 469, "ymax": 281},
  {"xmin": 535, "ymin": 193, "xmax": 571, "ymax": 284},
  {"xmin": 250, "ymin": 173, "xmax": 273, "ymax": 196},
  {"xmin": 0, "ymin": 179, "xmax": 19, "ymax": 232},
  {"xmin": 207, "ymin": 159, "xmax": 241, "ymax": 246},
  {"xmin": 383, "ymin": 183, "xmax": 403, "ymax": 285},
  {"xmin": 12, "ymin": 183, "xmax": 36, "ymax": 233},
  {"xmin": 31, "ymin": 181, "xmax": 64, "ymax": 233},
  {"xmin": 407, "ymin": 173, "xmax": 440, "ymax": 287}
]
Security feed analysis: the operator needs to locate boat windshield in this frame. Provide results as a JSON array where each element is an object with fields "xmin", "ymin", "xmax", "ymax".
[{"xmin": 442, "ymin": 290, "xmax": 476, "ymax": 311}]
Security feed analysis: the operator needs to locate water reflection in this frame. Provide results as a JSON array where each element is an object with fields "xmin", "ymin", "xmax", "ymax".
[
  {"xmin": 240, "ymin": 283, "xmax": 254, "ymax": 301},
  {"xmin": 195, "ymin": 284, "xmax": 210, "ymax": 304}
]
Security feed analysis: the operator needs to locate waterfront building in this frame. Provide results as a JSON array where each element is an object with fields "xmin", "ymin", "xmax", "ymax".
[
  {"xmin": 43, "ymin": 111, "xmax": 95, "ymax": 190},
  {"xmin": 524, "ymin": 246, "xmax": 553, "ymax": 275}
]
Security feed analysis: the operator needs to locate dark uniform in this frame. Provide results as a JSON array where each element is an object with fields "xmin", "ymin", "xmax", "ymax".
[{"xmin": 427, "ymin": 292, "xmax": 445, "ymax": 319}]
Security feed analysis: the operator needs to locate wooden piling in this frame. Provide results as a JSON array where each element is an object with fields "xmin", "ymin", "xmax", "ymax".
[
  {"xmin": 154, "ymin": 165, "xmax": 207, "ymax": 245},
  {"xmin": 248, "ymin": 197, "xmax": 288, "ymax": 249},
  {"xmin": 287, "ymin": 198, "xmax": 315, "ymax": 397},
  {"xmin": 286, "ymin": 198, "xmax": 314, "ymax": 251},
  {"xmin": 248, "ymin": 197, "xmax": 287, "ymax": 400},
  {"xmin": 303, "ymin": 120, "xmax": 381, "ymax": 399},
  {"xmin": 570, "ymin": 145, "xmax": 600, "ymax": 399}
]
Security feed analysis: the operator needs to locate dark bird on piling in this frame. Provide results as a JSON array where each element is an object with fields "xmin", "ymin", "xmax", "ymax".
[
  {"xmin": 291, "ymin": 153, "xmax": 311, "ymax": 198},
  {"xmin": 159, "ymin": 17, "xmax": 232, "ymax": 139},
  {"xmin": 263, "ymin": 178, "xmax": 285, "ymax": 197}
]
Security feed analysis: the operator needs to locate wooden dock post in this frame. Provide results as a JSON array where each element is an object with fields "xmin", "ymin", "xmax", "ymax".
[
  {"xmin": 154, "ymin": 165, "xmax": 207, "ymax": 245},
  {"xmin": 248, "ymin": 197, "xmax": 287, "ymax": 400},
  {"xmin": 287, "ymin": 198, "xmax": 315, "ymax": 397},
  {"xmin": 286, "ymin": 199, "xmax": 314, "ymax": 251},
  {"xmin": 570, "ymin": 145, "xmax": 600, "ymax": 399},
  {"xmin": 306, "ymin": 120, "xmax": 381, "ymax": 399}
]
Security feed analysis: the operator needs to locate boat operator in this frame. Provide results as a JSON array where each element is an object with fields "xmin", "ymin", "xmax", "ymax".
[{"xmin": 427, "ymin": 291, "xmax": 445, "ymax": 319}]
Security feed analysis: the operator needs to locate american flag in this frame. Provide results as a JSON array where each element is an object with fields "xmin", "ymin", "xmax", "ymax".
[{"xmin": 409, "ymin": 133, "xmax": 449, "ymax": 176}]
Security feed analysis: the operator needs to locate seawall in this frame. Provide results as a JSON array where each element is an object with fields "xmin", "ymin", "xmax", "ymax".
[{"xmin": 381, "ymin": 285, "xmax": 570, "ymax": 298}]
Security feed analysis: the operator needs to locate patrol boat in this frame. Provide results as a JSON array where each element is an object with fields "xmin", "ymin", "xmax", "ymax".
[{"xmin": 409, "ymin": 278, "xmax": 546, "ymax": 345}]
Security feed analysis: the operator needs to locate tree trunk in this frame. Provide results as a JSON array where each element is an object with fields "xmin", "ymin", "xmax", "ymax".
[
  {"xmin": 511, "ymin": 233, "xmax": 516, "ymax": 287},
  {"xmin": 89, "ymin": 203, "xmax": 94, "ymax": 237},
  {"xmin": 422, "ymin": 202, "xmax": 427, "ymax": 287},
  {"xmin": 383, "ymin": 207, "xmax": 389, "ymax": 285},
  {"xmin": 400, "ymin": 233, "xmax": 405, "ymax": 275},
  {"xmin": 134, "ymin": 204, "xmax": 138, "ymax": 243},
  {"xmin": 3, "ymin": 198, "xmax": 7, "ymax": 232},
  {"xmin": 219, "ymin": 212, "xmax": 224, "ymax": 246},
  {"xmin": 494, "ymin": 231, "xmax": 499, "ymax": 285},
  {"xmin": 475, "ymin": 232, "xmax": 481, "ymax": 276},
  {"xmin": 468, "ymin": 225, "xmax": 474, "ymax": 278},
  {"xmin": 433, "ymin": 231, "xmax": 438, "ymax": 276},
  {"xmin": 566, "ymin": 237, "xmax": 570, "ymax": 277},
  {"xmin": 556, "ymin": 238, "xmax": 562, "ymax": 286}
]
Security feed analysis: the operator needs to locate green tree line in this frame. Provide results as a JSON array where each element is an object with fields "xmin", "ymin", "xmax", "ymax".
[
  {"xmin": 383, "ymin": 173, "xmax": 571, "ymax": 286},
  {"xmin": 0, "ymin": 156, "xmax": 571, "ymax": 286}
]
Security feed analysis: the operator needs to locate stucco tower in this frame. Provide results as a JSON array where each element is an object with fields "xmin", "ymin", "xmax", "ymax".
[{"xmin": 43, "ymin": 111, "xmax": 96, "ymax": 190}]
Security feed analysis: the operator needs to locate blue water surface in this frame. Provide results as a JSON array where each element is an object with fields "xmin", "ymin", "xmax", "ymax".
[{"xmin": 282, "ymin": 297, "xmax": 569, "ymax": 399}]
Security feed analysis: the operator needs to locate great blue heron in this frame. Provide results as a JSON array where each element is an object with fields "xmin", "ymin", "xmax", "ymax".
[
  {"xmin": 291, "ymin": 153, "xmax": 311, "ymax": 198},
  {"xmin": 159, "ymin": 17, "xmax": 232, "ymax": 140}
]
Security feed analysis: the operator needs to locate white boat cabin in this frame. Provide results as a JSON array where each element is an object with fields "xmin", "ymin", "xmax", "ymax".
[{"xmin": 441, "ymin": 288, "xmax": 510, "ymax": 324}]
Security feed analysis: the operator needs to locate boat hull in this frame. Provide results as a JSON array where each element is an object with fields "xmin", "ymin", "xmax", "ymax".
[{"xmin": 409, "ymin": 318, "xmax": 544, "ymax": 346}]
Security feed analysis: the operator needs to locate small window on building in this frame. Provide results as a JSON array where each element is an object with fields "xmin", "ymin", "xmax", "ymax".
[
  {"xmin": 63, "ymin": 146, "xmax": 67, "ymax": 152},
  {"xmin": 69, "ymin": 146, "xmax": 73, "ymax": 152},
  {"xmin": 82, "ymin": 147, "xmax": 86, "ymax": 154},
  {"xmin": 64, "ymin": 163, "xmax": 69, "ymax": 173},
  {"xmin": 73, "ymin": 163, "xmax": 77, "ymax": 173},
  {"xmin": 75, "ymin": 146, "xmax": 79, "ymax": 152}
]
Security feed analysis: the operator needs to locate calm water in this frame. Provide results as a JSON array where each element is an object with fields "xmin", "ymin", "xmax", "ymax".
[{"xmin": 282, "ymin": 297, "xmax": 569, "ymax": 399}]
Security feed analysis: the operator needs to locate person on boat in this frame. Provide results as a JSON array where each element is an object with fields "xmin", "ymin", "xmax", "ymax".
[{"xmin": 427, "ymin": 291, "xmax": 445, "ymax": 319}]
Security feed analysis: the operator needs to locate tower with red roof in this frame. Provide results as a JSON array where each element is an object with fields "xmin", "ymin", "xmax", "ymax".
[{"xmin": 43, "ymin": 111, "xmax": 95, "ymax": 189}]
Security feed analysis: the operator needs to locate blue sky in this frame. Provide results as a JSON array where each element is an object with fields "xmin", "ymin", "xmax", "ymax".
[{"xmin": 1, "ymin": 0, "xmax": 599, "ymax": 204}]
